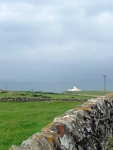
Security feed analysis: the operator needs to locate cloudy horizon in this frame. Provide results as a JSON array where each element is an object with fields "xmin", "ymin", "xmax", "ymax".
[{"xmin": 0, "ymin": 0, "xmax": 113, "ymax": 82}]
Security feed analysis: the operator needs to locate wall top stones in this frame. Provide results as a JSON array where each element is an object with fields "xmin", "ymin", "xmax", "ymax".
[{"xmin": 9, "ymin": 94, "xmax": 113, "ymax": 150}]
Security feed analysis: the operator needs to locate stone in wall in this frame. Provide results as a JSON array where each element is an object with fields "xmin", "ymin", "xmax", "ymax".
[
  {"xmin": 9, "ymin": 94, "xmax": 113, "ymax": 150},
  {"xmin": 0, "ymin": 97, "xmax": 85, "ymax": 102}
]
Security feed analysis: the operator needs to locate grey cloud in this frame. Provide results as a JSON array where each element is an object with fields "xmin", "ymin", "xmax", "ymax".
[{"xmin": 0, "ymin": 0, "xmax": 113, "ymax": 81}]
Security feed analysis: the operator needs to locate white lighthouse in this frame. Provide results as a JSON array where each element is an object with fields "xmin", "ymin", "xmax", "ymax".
[{"xmin": 68, "ymin": 84, "xmax": 81, "ymax": 91}]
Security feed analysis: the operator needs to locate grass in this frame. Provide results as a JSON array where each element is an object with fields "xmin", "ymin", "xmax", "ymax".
[
  {"xmin": 0, "ymin": 90, "xmax": 112, "ymax": 100},
  {"xmin": 62, "ymin": 90, "xmax": 112, "ymax": 99},
  {"xmin": 0, "ymin": 101, "xmax": 82, "ymax": 150}
]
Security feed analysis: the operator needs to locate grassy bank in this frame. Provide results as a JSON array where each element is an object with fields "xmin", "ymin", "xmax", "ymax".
[{"xmin": 0, "ymin": 101, "xmax": 82, "ymax": 150}]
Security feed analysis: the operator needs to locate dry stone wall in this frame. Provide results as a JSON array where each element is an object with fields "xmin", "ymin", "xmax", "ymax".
[
  {"xmin": 0, "ymin": 97, "xmax": 85, "ymax": 102},
  {"xmin": 9, "ymin": 94, "xmax": 113, "ymax": 150}
]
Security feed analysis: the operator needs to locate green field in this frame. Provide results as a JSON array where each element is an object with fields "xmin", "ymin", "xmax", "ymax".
[
  {"xmin": 0, "ymin": 101, "xmax": 82, "ymax": 150},
  {"xmin": 0, "ymin": 90, "xmax": 113, "ymax": 149},
  {"xmin": 0, "ymin": 90, "xmax": 112, "ymax": 100}
]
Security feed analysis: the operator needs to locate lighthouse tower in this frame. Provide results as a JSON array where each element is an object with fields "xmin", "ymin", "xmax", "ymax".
[{"xmin": 74, "ymin": 84, "xmax": 76, "ymax": 90}]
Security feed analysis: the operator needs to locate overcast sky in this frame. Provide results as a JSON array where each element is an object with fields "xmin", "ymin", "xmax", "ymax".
[{"xmin": 0, "ymin": 0, "xmax": 113, "ymax": 82}]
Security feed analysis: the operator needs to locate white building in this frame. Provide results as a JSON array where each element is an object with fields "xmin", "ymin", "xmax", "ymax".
[{"xmin": 68, "ymin": 84, "xmax": 81, "ymax": 91}]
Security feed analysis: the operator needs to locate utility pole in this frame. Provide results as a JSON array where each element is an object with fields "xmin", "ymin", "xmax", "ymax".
[
  {"xmin": 103, "ymin": 75, "xmax": 107, "ymax": 95},
  {"xmin": 6, "ymin": 85, "xmax": 7, "ymax": 92}
]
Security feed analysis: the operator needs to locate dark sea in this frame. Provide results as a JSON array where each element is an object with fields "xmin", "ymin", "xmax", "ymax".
[{"xmin": 0, "ymin": 78, "xmax": 113, "ymax": 93}]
